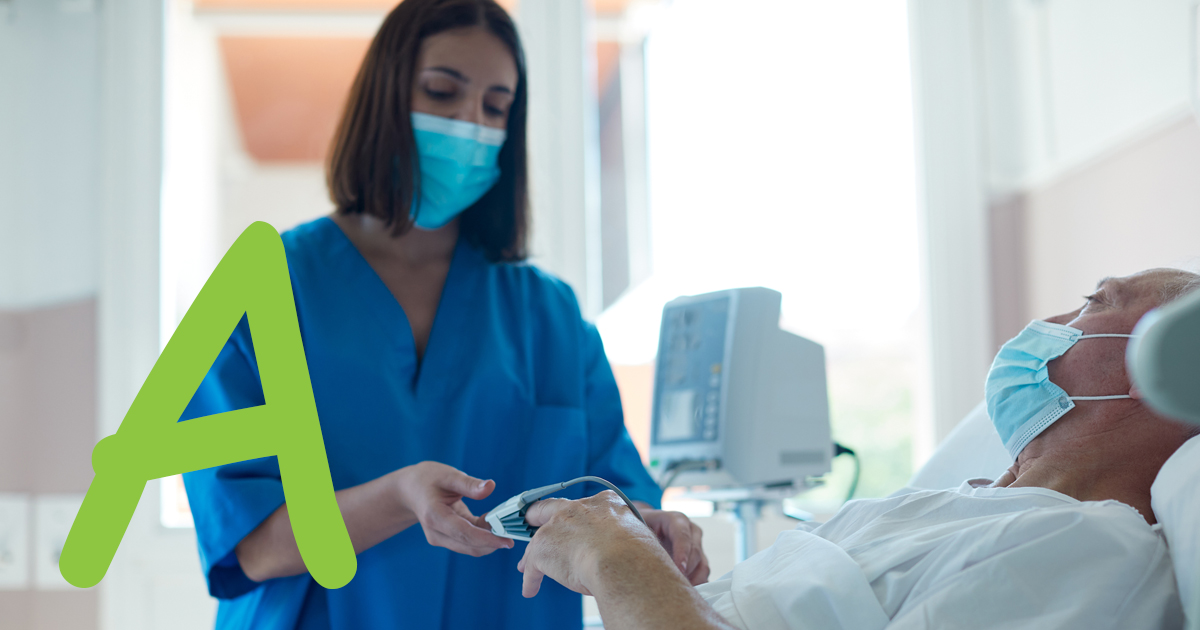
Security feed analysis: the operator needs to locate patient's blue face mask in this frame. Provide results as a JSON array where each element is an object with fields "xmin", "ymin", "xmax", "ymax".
[
  {"xmin": 985, "ymin": 320, "xmax": 1137, "ymax": 459},
  {"xmin": 409, "ymin": 112, "xmax": 507, "ymax": 230}
]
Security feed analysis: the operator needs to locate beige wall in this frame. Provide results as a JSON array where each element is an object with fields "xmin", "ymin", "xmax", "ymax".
[
  {"xmin": 989, "ymin": 114, "xmax": 1200, "ymax": 350},
  {"xmin": 0, "ymin": 299, "xmax": 99, "ymax": 630}
]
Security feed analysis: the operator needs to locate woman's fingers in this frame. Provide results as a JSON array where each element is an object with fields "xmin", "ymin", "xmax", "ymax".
[
  {"xmin": 465, "ymin": 510, "xmax": 491, "ymax": 531},
  {"xmin": 447, "ymin": 502, "xmax": 510, "ymax": 547},
  {"xmin": 667, "ymin": 514, "xmax": 694, "ymax": 571},
  {"xmin": 446, "ymin": 487, "xmax": 498, "ymax": 533},
  {"xmin": 642, "ymin": 509, "xmax": 710, "ymax": 582},
  {"xmin": 685, "ymin": 540, "xmax": 709, "ymax": 585},
  {"xmin": 426, "ymin": 502, "xmax": 512, "ymax": 555},
  {"xmin": 646, "ymin": 510, "xmax": 696, "ymax": 573},
  {"xmin": 438, "ymin": 468, "xmax": 495, "ymax": 501},
  {"xmin": 449, "ymin": 499, "xmax": 479, "ymax": 523}
]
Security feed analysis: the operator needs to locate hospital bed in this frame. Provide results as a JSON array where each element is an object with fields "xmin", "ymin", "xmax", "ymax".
[{"xmin": 909, "ymin": 401, "xmax": 1200, "ymax": 630}]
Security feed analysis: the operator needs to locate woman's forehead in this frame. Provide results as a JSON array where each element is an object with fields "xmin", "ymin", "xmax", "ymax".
[{"xmin": 417, "ymin": 28, "xmax": 518, "ymax": 89}]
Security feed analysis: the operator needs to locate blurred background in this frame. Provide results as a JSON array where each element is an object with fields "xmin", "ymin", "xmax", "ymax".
[{"xmin": 2, "ymin": 0, "xmax": 1200, "ymax": 627}]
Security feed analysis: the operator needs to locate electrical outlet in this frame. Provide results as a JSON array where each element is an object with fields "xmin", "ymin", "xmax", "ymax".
[
  {"xmin": 0, "ymin": 494, "xmax": 30, "ymax": 590},
  {"xmin": 34, "ymin": 494, "xmax": 83, "ymax": 590}
]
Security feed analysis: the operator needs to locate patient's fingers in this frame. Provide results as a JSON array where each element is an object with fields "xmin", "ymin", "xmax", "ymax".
[
  {"xmin": 521, "ymin": 561, "xmax": 545, "ymax": 598},
  {"xmin": 522, "ymin": 497, "xmax": 570, "ymax": 527},
  {"xmin": 991, "ymin": 466, "xmax": 1018, "ymax": 488},
  {"xmin": 518, "ymin": 545, "xmax": 540, "ymax": 597}
]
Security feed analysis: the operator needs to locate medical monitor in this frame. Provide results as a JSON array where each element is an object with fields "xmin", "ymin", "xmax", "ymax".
[
  {"xmin": 648, "ymin": 288, "xmax": 832, "ymax": 488},
  {"xmin": 1129, "ymin": 286, "xmax": 1200, "ymax": 425}
]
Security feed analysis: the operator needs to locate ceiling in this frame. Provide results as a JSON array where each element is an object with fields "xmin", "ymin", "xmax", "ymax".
[{"xmin": 192, "ymin": 0, "xmax": 649, "ymax": 14}]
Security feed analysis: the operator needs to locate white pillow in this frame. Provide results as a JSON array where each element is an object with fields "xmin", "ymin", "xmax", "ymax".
[
  {"xmin": 1151, "ymin": 434, "xmax": 1200, "ymax": 628},
  {"xmin": 908, "ymin": 401, "xmax": 1013, "ymax": 489}
]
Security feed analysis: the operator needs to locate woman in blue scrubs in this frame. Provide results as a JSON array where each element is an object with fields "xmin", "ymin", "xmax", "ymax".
[{"xmin": 180, "ymin": 1, "xmax": 709, "ymax": 628}]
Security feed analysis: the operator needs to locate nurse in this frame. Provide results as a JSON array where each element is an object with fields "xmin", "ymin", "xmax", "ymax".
[{"xmin": 180, "ymin": 0, "xmax": 709, "ymax": 628}]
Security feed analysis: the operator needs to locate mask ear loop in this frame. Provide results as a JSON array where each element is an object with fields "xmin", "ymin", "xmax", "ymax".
[{"xmin": 1065, "ymin": 334, "xmax": 1140, "ymax": 401}]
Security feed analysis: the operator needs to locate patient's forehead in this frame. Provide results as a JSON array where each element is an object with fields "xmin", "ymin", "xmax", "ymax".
[{"xmin": 1103, "ymin": 269, "xmax": 1195, "ymax": 305}]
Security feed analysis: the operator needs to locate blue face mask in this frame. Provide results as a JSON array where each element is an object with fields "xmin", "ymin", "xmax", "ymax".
[
  {"xmin": 409, "ymin": 112, "xmax": 507, "ymax": 230},
  {"xmin": 985, "ymin": 320, "xmax": 1137, "ymax": 459}
]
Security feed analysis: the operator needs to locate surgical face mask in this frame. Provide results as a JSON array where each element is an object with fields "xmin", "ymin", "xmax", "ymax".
[
  {"xmin": 408, "ymin": 112, "xmax": 507, "ymax": 230},
  {"xmin": 985, "ymin": 320, "xmax": 1137, "ymax": 459}
]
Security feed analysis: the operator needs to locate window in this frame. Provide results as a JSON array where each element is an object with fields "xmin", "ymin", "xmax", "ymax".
[{"xmin": 598, "ymin": 0, "xmax": 920, "ymax": 508}]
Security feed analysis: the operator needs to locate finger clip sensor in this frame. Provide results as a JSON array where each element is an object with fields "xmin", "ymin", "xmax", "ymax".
[{"xmin": 484, "ymin": 476, "xmax": 645, "ymax": 542}]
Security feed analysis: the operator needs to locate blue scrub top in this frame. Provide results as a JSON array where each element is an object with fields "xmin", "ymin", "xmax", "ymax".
[{"xmin": 180, "ymin": 217, "xmax": 661, "ymax": 630}]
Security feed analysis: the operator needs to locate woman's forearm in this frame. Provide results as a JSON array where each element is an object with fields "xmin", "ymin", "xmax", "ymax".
[{"xmin": 235, "ymin": 469, "xmax": 417, "ymax": 582}]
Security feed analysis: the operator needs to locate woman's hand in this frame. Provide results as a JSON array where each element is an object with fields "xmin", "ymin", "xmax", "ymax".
[
  {"xmin": 637, "ymin": 505, "xmax": 710, "ymax": 585},
  {"xmin": 394, "ymin": 461, "xmax": 514, "ymax": 557}
]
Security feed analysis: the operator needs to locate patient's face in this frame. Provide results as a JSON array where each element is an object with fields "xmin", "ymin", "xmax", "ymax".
[{"xmin": 1042, "ymin": 269, "xmax": 1189, "ymax": 398}]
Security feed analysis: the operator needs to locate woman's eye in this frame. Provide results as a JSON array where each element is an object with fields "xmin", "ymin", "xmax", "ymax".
[
  {"xmin": 424, "ymin": 87, "xmax": 455, "ymax": 100},
  {"xmin": 483, "ymin": 96, "xmax": 512, "ymax": 118}
]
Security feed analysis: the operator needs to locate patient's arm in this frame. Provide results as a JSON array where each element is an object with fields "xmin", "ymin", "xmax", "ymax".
[{"xmin": 520, "ymin": 493, "xmax": 736, "ymax": 630}]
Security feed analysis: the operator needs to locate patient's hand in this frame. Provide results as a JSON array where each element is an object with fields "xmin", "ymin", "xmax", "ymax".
[
  {"xmin": 518, "ymin": 493, "xmax": 737, "ymax": 630},
  {"xmin": 990, "ymin": 464, "xmax": 1019, "ymax": 488},
  {"xmin": 517, "ymin": 491, "xmax": 664, "ymax": 597}
]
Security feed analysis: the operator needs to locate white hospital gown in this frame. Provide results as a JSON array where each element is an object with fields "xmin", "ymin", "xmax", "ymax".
[{"xmin": 696, "ymin": 481, "xmax": 1184, "ymax": 630}]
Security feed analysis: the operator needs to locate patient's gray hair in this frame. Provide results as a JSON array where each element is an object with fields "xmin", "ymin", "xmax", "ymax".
[{"xmin": 1160, "ymin": 271, "xmax": 1200, "ymax": 305}]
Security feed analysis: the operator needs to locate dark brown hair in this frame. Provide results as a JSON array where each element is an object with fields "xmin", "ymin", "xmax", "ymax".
[{"xmin": 327, "ymin": 0, "xmax": 529, "ymax": 262}]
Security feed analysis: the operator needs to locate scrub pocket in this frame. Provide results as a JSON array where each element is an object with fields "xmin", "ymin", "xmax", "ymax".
[{"xmin": 523, "ymin": 405, "xmax": 588, "ymax": 490}]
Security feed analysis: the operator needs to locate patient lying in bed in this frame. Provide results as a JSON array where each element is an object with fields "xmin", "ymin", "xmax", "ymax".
[{"xmin": 515, "ymin": 268, "xmax": 1200, "ymax": 630}]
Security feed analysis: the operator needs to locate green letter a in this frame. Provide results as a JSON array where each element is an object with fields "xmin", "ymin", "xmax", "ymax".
[{"xmin": 59, "ymin": 222, "xmax": 356, "ymax": 589}]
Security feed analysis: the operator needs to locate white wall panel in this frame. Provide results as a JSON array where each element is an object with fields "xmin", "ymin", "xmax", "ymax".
[
  {"xmin": 980, "ymin": 0, "xmax": 1194, "ymax": 193},
  {"xmin": 0, "ymin": 0, "xmax": 101, "ymax": 309},
  {"xmin": 908, "ymin": 0, "xmax": 994, "ymax": 451},
  {"xmin": 1045, "ymin": 0, "xmax": 1192, "ymax": 172}
]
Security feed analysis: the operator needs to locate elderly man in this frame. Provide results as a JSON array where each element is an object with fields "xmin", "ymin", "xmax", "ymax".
[{"xmin": 516, "ymin": 268, "xmax": 1200, "ymax": 630}]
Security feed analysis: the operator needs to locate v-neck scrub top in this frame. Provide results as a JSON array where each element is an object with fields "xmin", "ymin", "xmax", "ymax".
[{"xmin": 180, "ymin": 217, "xmax": 661, "ymax": 630}]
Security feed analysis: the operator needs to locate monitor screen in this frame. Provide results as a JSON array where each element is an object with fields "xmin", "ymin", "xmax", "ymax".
[
  {"xmin": 653, "ymin": 295, "xmax": 730, "ymax": 445},
  {"xmin": 658, "ymin": 389, "xmax": 698, "ymax": 442}
]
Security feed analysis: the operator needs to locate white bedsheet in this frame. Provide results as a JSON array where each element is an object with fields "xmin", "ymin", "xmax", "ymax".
[{"xmin": 698, "ymin": 481, "xmax": 1183, "ymax": 629}]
